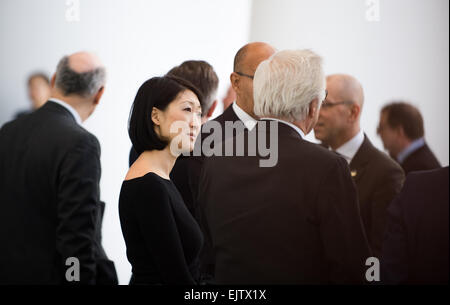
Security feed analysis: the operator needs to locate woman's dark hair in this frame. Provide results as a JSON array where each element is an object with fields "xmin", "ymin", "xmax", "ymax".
[{"xmin": 128, "ymin": 76, "xmax": 203, "ymax": 154}]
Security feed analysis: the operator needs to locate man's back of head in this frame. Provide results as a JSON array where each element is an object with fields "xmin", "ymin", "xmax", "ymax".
[
  {"xmin": 51, "ymin": 51, "xmax": 106, "ymax": 122},
  {"xmin": 253, "ymin": 49, "xmax": 326, "ymax": 135},
  {"xmin": 167, "ymin": 60, "xmax": 219, "ymax": 123}
]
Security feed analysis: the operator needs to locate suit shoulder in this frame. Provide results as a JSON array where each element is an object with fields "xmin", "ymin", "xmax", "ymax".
[
  {"xmin": 287, "ymin": 138, "xmax": 347, "ymax": 169},
  {"xmin": 365, "ymin": 142, "xmax": 402, "ymax": 172}
]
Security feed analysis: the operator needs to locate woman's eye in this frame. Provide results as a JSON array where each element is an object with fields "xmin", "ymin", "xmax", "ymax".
[{"xmin": 183, "ymin": 107, "xmax": 192, "ymax": 112}]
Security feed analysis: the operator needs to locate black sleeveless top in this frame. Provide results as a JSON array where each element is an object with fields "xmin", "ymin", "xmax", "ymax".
[{"xmin": 119, "ymin": 172, "xmax": 203, "ymax": 284}]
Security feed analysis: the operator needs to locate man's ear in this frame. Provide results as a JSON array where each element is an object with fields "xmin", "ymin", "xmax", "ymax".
[
  {"xmin": 349, "ymin": 103, "xmax": 361, "ymax": 122},
  {"xmin": 151, "ymin": 107, "xmax": 161, "ymax": 126},
  {"xmin": 205, "ymin": 100, "xmax": 218, "ymax": 119},
  {"xmin": 50, "ymin": 74, "xmax": 56, "ymax": 88},
  {"xmin": 308, "ymin": 98, "xmax": 319, "ymax": 118},
  {"xmin": 230, "ymin": 72, "xmax": 240, "ymax": 93},
  {"xmin": 93, "ymin": 87, "xmax": 105, "ymax": 105}
]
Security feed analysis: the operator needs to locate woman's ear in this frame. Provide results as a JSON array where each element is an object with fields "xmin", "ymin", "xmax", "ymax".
[{"xmin": 151, "ymin": 107, "xmax": 161, "ymax": 126}]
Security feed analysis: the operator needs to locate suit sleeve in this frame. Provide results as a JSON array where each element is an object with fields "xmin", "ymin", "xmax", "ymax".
[
  {"xmin": 56, "ymin": 135, "xmax": 101, "ymax": 284},
  {"xmin": 316, "ymin": 157, "xmax": 372, "ymax": 284},
  {"xmin": 135, "ymin": 181, "xmax": 195, "ymax": 284},
  {"xmin": 380, "ymin": 192, "xmax": 408, "ymax": 284},
  {"xmin": 370, "ymin": 164, "xmax": 405, "ymax": 257}
]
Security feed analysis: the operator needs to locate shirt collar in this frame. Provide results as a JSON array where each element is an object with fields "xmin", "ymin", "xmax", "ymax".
[
  {"xmin": 232, "ymin": 102, "xmax": 257, "ymax": 131},
  {"xmin": 397, "ymin": 137, "xmax": 425, "ymax": 164},
  {"xmin": 335, "ymin": 130, "xmax": 365, "ymax": 164},
  {"xmin": 48, "ymin": 98, "xmax": 82, "ymax": 125},
  {"xmin": 260, "ymin": 117, "xmax": 305, "ymax": 139}
]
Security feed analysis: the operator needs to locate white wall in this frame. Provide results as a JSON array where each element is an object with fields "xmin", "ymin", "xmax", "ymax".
[
  {"xmin": 250, "ymin": 0, "xmax": 449, "ymax": 165},
  {"xmin": 0, "ymin": 0, "xmax": 252, "ymax": 284}
]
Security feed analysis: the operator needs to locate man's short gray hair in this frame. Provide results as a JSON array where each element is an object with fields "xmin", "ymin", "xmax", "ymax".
[
  {"xmin": 253, "ymin": 49, "xmax": 326, "ymax": 122},
  {"xmin": 55, "ymin": 56, "xmax": 106, "ymax": 97}
]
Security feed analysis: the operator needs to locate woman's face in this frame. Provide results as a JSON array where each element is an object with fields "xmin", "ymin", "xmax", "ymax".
[{"xmin": 154, "ymin": 89, "xmax": 202, "ymax": 155}]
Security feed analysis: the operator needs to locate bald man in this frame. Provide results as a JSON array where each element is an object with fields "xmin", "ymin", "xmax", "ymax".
[
  {"xmin": 188, "ymin": 42, "xmax": 275, "ymax": 282},
  {"xmin": 0, "ymin": 52, "xmax": 117, "ymax": 284},
  {"xmin": 203, "ymin": 42, "xmax": 276, "ymax": 134},
  {"xmin": 314, "ymin": 74, "xmax": 404, "ymax": 258}
]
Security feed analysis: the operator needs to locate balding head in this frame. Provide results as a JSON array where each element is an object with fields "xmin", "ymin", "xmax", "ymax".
[
  {"xmin": 231, "ymin": 42, "xmax": 276, "ymax": 118},
  {"xmin": 68, "ymin": 51, "xmax": 103, "ymax": 74},
  {"xmin": 313, "ymin": 74, "xmax": 365, "ymax": 149},
  {"xmin": 54, "ymin": 51, "xmax": 106, "ymax": 98},
  {"xmin": 326, "ymin": 74, "xmax": 364, "ymax": 109},
  {"xmin": 51, "ymin": 51, "xmax": 106, "ymax": 122},
  {"xmin": 234, "ymin": 42, "xmax": 276, "ymax": 73}
]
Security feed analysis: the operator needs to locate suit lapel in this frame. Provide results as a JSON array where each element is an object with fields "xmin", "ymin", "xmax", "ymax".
[{"xmin": 349, "ymin": 135, "xmax": 373, "ymax": 183}]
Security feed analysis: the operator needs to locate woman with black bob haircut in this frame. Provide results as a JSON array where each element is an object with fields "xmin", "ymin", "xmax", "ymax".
[{"xmin": 119, "ymin": 76, "xmax": 204, "ymax": 285}]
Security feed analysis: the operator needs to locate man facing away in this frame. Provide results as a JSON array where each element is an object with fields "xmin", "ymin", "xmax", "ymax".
[
  {"xmin": 198, "ymin": 50, "xmax": 371, "ymax": 284},
  {"xmin": 0, "ymin": 51, "xmax": 117, "ymax": 284}
]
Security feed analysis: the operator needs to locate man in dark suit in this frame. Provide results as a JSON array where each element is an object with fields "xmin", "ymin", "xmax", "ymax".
[
  {"xmin": 314, "ymin": 74, "xmax": 405, "ymax": 258},
  {"xmin": 377, "ymin": 102, "xmax": 441, "ymax": 174},
  {"xmin": 382, "ymin": 167, "xmax": 449, "ymax": 284},
  {"xmin": 193, "ymin": 42, "xmax": 276, "ymax": 281},
  {"xmin": 198, "ymin": 50, "xmax": 371, "ymax": 284},
  {"xmin": 0, "ymin": 52, "xmax": 117, "ymax": 284}
]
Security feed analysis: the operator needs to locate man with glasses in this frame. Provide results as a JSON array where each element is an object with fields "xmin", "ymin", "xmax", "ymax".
[
  {"xmin": 194, "ymin": 42, "xmax": 276, "ymax": 282},
  {"xmin": 314, "ymin": 74, "xmax": 404, "ymax": 258},
  {"xmin": 203, "ymin": 42, "xmax": 276, "ymax": 135}
]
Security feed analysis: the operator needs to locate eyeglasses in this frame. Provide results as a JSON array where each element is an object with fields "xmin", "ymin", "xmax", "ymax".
[
  {"xmin": 235, "ymin": 71, "xmax": 254, "ymax": 80},
  {"xmin": 321, "ymin": 98, "xmax": 354, "ymax": 109}
]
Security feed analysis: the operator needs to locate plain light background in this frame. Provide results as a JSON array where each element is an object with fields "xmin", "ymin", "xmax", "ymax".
[{"xmin": 0, "ymin": 0, "xmax": 448, "ymax": 284}]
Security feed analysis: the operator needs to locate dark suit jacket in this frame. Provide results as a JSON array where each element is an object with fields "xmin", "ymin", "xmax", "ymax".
[
  {"xmin": 197, "ymin": 120, "xmax": 371, "ymax": 284},
  {"xmin": 381, "ymin": 167, "xmax": 449, "ymax": 284},
  {"xmin": 172, "ymin": 105, "xmax": 243, "ymax": 281},
  {"xmin": 0, "ymin": 101, "xmax": 117, "ymax": 285},
  {"xmin": 349, "ymin": 136, "xmax": 405, "ymax": 258},
  {"xmin": 400, "ymin": 143, "xmax": 441, "ymax": 175}
]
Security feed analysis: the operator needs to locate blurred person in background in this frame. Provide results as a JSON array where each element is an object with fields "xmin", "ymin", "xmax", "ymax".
[
  {"xmin": 377, "ymin": 102, "xmax": 441, "ymax": 175},
  {"xmin": 221, "ymin": 85, "xmax": 236, "ymax": 111},
  {"xmin": 14, "ymin": 72, "xmax": 51, "ymax": 118}
]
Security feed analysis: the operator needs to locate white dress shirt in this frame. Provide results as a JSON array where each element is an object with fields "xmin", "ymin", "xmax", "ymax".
[
  {"xmin": 232, "ymin": 102, "xmax": 257, "ymax": 131},
  {"xmin": 335, "ymin": 130, "xmax": 365, "ymax": 164},
  {"xmin": 48, "ymin": 98, "xmax": 82, "ymax": 125}
]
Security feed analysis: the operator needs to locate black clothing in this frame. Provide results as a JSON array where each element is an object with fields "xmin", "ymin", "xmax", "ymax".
[
  {"xmin": 400, "ymin": 143, "xmax": 441, "ymax": 175},
  {"xmin": 0, "ymin": 101, "xmax": 117, "ymax": 284},
  {"xmin": 198, "ymin": 120, "xmax": 371, "ymax": 284},
  {"xmin": 119, "ymin": 172, "xmax": 203, "ymax": 285},
  {"xmin": 382, "ymin": 167, "xmax": 449, "ymax": 284}
]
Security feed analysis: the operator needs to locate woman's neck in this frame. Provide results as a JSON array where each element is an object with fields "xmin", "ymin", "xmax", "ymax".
[{"xmin": 139, "ymin": 147, "xmax": 178, "ymax": 179}]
